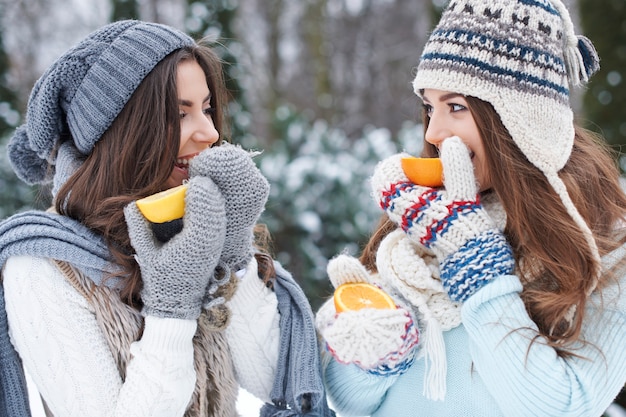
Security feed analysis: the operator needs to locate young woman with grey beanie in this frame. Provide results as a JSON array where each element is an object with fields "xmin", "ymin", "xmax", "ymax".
[
  {"xmin": 315, "ymin": 0, "xmax": 626, "ymax": 415},
  {"xmin": 0, "ymin": 20, "xmax": 334, "ymax": 417}
]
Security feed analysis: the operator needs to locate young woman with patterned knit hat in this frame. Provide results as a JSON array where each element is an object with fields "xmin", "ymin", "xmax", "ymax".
[{"xmin": 315, "ymin": 1, "xmax": 626, "ymax": 415}]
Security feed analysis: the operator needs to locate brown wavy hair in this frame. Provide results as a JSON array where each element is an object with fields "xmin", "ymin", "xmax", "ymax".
[
  {"xmin": 55, "ymin": 43, "xmax": 275, "ymax": 306},
  {"xmin": 361, "ymin": 95, "xmax": 626, "ymax": 352}
]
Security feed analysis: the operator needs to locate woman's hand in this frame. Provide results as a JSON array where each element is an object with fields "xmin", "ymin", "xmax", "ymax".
[
  {"xmin": 189, "ymin": 142, "xmax": 270, "ymax": 273},
  {"xmin": 124, "ymin": 176, "xmax": 226, "ymax": 319},
  {"xmin": 316, "ymin": 254, "xmax": 419, "ymax": 375},
  {"xmin": 371, "ymin": 137, "xmax": 514, "ymax": 302}
]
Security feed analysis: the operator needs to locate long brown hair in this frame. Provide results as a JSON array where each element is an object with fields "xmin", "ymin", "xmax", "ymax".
[
  {"xmin": 55, "ymin": 43, "xmax": 274, "ymax": 305},
  {"xmin": 361, "ymin": 95, "xmax": 626, "ymax": 350}
]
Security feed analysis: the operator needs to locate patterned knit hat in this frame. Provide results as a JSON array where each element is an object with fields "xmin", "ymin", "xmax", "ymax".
[
  {"xmin": 413, "ymin": 0, "xmax": 602, "ymax": 285},
  {"xmin": 7, "ymin": 20, "xmax": 194, "ymax": 189}
]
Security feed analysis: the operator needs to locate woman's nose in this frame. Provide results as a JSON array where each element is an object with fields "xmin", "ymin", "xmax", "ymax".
[
  {"xmin": 424, "ymin": 119, "xmax": 452, "ymax": 147},
  {"xmin": 424, "ymin": 113, "xmax": 451, "ymax": 148},
  {"xmin": 192, "ymin": 115, "xmax": 219, "ymax": 146}
]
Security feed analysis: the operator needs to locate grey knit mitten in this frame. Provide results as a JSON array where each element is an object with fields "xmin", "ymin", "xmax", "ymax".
[
  {"xmin": 124, "ymin": 176, "xmax": 227, "ymax": 320},
  {"xmin": 189, "ymin": 142, "xmax": 270, "ymax": 272}
]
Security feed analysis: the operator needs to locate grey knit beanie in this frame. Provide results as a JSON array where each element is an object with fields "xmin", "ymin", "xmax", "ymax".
[
  {"xmin": 8, "ymin": 20, "xmax": 195, "ymax": 188},
  {"xmin": 413, "ymin": 0, "xmax": 602, "ymax": 288}
]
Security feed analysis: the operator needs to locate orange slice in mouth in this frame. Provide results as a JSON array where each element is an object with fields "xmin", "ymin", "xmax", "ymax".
[
  {"xmin": 401, "ymin": 157, "xmax": 443, "ymax": 187},
  {"xmin": 136, "ymin": 184, "xmax": 188, "ymax": 223}
]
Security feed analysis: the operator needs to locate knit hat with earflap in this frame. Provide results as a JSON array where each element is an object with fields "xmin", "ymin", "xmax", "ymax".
[
  {"xmin": 7, "ymin": 20, "xmax": 195, "ymax": 194},
  {"xmin": 412, "ymin": 0, "xmax": 602, "ymax": 288}
]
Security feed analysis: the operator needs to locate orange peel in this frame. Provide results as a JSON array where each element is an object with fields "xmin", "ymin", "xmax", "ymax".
[
  {"xmin": 136, "ymin": 184, "xmax": 188, "ymax": 223},
  {"xmin": 401, "ymin": 157, "xmax": 443, "ymax": 187}
]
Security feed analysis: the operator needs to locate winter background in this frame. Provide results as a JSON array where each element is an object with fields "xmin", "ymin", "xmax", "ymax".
[{"xmin": 0, "ymin": 0, "xmax": 625, "ymax": 415}]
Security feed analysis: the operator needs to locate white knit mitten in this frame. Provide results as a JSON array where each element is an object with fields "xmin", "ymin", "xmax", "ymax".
[{"xmin": 316, "ymin": 254, "xmax": 419, "ymax": 375}]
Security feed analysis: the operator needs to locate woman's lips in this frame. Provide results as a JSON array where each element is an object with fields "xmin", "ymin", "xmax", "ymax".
[{"xmin": 172, "ymin": 152, "xmax": 201, "ymax": 182}]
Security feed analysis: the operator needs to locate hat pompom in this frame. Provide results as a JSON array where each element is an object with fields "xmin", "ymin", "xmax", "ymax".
[
  {"xmin": 7, "ymin": 125, "xmax": 50, "ymax": 185},
  {"xmin": 564, "ymin": 34, "xmax": 600, "ymax": 86},
  {"xmin": 577, "ymin": 35, "xmax": 600, "ymax": 81}
]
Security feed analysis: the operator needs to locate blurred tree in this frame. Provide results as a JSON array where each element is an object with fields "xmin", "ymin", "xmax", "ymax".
[
  {"xmin": 0, "ymin": 27, "xmax": 18, "ymax": 136},
  {"xmin": 0, "ymin": 16, "xmax": 39, "ymax": 216},
  {"xmin": 233, "ymin": 0, "xmax": 431, "ymax": 144},
  {"xmin": 111, "ymin": 0, "xmax": 139, "ymax": 21},
  {"xmin": 184, "ymin": 0, "xmax": 249, "ymax": 143},
  {"xmin": 579, "ymin": 0, "xmax": 626, "ymax": 159},
  {"xmin": 257, "ymin": 104, "xmax": 424, "ymax": 308}
]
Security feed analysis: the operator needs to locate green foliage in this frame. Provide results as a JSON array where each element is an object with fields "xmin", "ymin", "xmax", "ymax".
[
  {"xmin": 0, "ymin": 24, "xmax": 36, "ymax": 217},
  {"xmin": 185, "ymin": 0, "xmax": 248, "ymax": 142},
  {"xmin": 255, "ymin": 104, "xmax": 424, "ymax": 309},
  {"xmin": 579, "ymin": 0, "xmax": 626, "ymax": 151},
  {"xmin": 0, "ymin": 30, "xmax": 19, "ymax": 135},
  {"xmin": 110, "ymin": 0, "xmax": 139, "ymax": 21},
  {"xmin": 0, "ymin": 146, "xmax": 39, "ymax": 218}
]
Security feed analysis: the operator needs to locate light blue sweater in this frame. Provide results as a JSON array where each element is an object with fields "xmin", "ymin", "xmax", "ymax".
[{"xmin": 323, "ymin": 245, "xmax": 626, "ymax": 417}]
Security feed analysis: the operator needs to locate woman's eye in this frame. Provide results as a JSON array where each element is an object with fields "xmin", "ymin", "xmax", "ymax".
[
  {"xmin": 423, "ymin": 104, "xmax": 433, "ymax": 116},
  {"xmin": 450, "ymin": 103, "xmax": 467, "ymax": 112},
  {"xmin": 179, "ymin": 112, "xmax": 187, "ymax": 119},
  {"xmin": 204, "ymin": 107, "xmax": 216, "ymax": 117}
]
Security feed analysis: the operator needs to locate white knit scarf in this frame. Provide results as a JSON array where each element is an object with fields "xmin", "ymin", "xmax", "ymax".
[
  {"xmin": 375, "ymin": 228, "xmax": 460, "ymax": 401},
  {"xmin": 373, "ymin": 192, "xmax": 506, "ymax": 400}
]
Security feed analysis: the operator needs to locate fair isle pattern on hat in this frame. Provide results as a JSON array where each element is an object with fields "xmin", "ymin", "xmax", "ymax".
[
  {"xmin": 413, "ymin": 0, "xmax": 599, "ymax": 174},
  {"xmin": 8, "ymin": 20, "xmax": 195, "ymax": 186},
  {"xmin": 412, "ymin": 0, "xmax": 602, "ymax": 289}
]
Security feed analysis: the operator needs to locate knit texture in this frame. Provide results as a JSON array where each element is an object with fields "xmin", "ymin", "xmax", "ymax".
[
  {"xmin": 0, "ymin": 212, "xmax": 116, "ymax": 416},
  {"xmin": 322, "ymin": 239, "xmax": 626, "ymax": 416},
  {"xmin": 371, "ymin": 137, "xmax": 514, "ymax": 302},
  {"xmin": 376, "ymin": 228, "xmax": 462, "ymax": 400},
  {"xmin": 55, "ymin": 260, "xmax": 240, "ymax": 417},
  {"xmin": 0, "ymin": 210, "xmax": 333, "ymax": 417},
  {"xmin": 262, "ymin": 261, "xmax": 336, "ymax": 417},
  {"xmin": 8, "ymin": 20, "xmax": 194, "ymax": 189},
  {"xmin": 124, "ymin": 176, "xmax": 227, "ymax": 320},
  {"xmin": 189, "ymin": 143, "xmax": 270, "ymax": 273},
  {"xmin": 316, "ymin": 254, "xmax": 420, "ymax": 376},
  {"xmin": 413, "ymin": 0, "xmax": 598, "ymax": 174},
  {"xmin": 225, "ymin": 258, "xmax": 280, "ymax": 403},
  {"xmin": 412, "ymin": 0, "xmax": 602, "ymax": 288},
  {"xmin": 4, "ymin": 256, "xmax": 200, "ymax": 416}
]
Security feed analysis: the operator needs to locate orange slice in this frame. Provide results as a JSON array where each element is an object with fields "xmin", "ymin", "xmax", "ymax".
[
  {"xmin": 136, "ymin": 184, "xmax": 188, "ymax": 223},
  {"xmin": 401, "ymin": 157, "xmax": 443, "ymax": 187},
  {"xmin": 333, "ymin": 282, "xmax": 396, "ymax": 313}
]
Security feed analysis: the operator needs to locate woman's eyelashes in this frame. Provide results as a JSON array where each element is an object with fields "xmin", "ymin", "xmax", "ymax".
[
  {"xmin": 422, "ymin": 102, "xmax": 466, "ymax": 117},
  {"xmin": 178, "ymin": 107, "xmax": 215, "ymax": 119},
  {"xmin": 449, "ymin": 103, "xmax": 466, "ymax": 112}
]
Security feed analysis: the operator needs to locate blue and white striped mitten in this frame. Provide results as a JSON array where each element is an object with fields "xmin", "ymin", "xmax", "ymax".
[{"xmin": 370, "ymin": 136, "xmax": 514, "ymax": 302}]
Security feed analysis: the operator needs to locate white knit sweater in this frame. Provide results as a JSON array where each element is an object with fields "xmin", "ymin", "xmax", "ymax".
[{"xmin": 3, "ymin": 255, "xmax": 279, "ymax": 417}]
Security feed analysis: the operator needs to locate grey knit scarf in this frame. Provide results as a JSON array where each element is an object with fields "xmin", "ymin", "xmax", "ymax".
[
  {"xmin": 261, "ymin": 262, "xmax": 336, "ymax": 417},
  {"xmin": 0, "ymin": 210, "xmax": 115, "ymax": 417}
]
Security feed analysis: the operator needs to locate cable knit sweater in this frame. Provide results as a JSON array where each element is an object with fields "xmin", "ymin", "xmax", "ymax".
[
  {"xmin": 3, "ymin": 255, "xmax": 279, "ymax": 417},
  {"xmin": 322, "ymin": 242, "xmax": 626, "ymax": 417}
]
